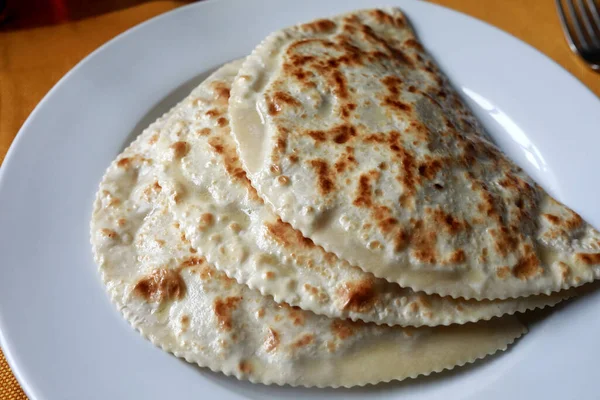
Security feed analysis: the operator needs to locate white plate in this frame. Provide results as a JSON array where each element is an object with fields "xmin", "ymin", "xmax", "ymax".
[{"xmin": 1, "ymin": 0, "xmax": 599, "ymax": 399}]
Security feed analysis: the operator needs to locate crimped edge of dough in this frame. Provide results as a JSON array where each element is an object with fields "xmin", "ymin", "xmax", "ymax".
[
  {"xmin": 89, "ymin": 103, "xmax": 526, "ymax": 388},
  {"xmin": 229, "ymin": 8, "xmax": 600, "ymax": 301},
  {"xmin": 215, "ymin": 262, "xmax": 573, "ymax": 327},
  {"xmin": 116, "ymin": 302, "xmax": 526, "ymax": 387}
]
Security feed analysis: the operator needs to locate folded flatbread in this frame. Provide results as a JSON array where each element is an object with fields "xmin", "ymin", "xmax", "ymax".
[
  {"xmin": 229, "ymin": 8, "xmax": 600, "ymax": 299},
  {"xmin": 150, "ymin": 59, "xmax": 568, "ymax": 325},
  {"xmin": 90, "ymin": 113, "xmax": 526, "ymax": 386}
]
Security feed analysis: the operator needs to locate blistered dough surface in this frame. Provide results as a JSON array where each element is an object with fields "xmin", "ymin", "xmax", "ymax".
[{"xmin": 229, "ymin": 8, "xmax": 600, "ymax": 299}]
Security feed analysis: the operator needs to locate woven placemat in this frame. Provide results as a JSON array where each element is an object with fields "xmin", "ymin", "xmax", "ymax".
[{"xmin": 0, "ymin": 348, "xmax": 27, "ymax": 400}]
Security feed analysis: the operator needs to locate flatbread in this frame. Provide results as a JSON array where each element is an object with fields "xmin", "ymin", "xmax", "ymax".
[
  {"xmin": 147, "ymin": 59, "xmax": 567, "ymax": 326},
  {"xmin": 90, "ymin": 123, "xmax": 526, "ymax": 386},
  {"xmin": 228, "ymin": 8, "xmax": 600, "ymax": 299}
]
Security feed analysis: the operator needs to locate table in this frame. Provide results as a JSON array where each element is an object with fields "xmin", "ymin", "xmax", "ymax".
[{"xmin": 1, "ymin": 0, "xmax": 598, "ymax": 398}]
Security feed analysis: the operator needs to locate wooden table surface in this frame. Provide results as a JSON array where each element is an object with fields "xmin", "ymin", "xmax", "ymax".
[{"xmin": 1, "ymin": 0, "xmax": 599, "ymax": 398}]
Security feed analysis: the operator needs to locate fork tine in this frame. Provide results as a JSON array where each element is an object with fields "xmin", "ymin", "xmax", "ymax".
[
  {"xmin": 585, "ymin": 0, "xmax": 600, "ymax": 36},
  {"xmin": 566, "ymin": 0, "xmax": 591, "ymax": 49},
  {"xmin": 556, "ymin": 0, "xmax": 584, "ymax": 52},
  {"xmin": 577, "ymin": 0, "xmax": 600, "ymax": 47}
]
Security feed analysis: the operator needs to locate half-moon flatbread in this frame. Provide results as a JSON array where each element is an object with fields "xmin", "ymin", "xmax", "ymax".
[
  {"xmin": 229, "ymin": 8, "xmax": 600, "ymax": 299},
  {"xmin": 90, "ymin": 118, "xmax": 526, "ymax": 386},
  {"xmin": 145, "ymin": 60, "xmax": 567, "ymax": 326}
]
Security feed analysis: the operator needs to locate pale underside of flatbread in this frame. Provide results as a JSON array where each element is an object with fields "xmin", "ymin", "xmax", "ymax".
[
  {"xmin": 228, "ymin": 8, "xmax": 600, "ymax": 299},
  {"xmin": 90, "ymin": 118, "xmax": 526, "ymax": 386},
  {"xmin": 139, "ymin": 60, "xmax": 568, "ymax": 327}
]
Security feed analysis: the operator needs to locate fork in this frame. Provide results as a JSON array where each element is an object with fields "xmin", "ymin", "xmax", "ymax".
[{"xmin": 556, "ymin": 0, "xmax": 600, "ymax": 70}]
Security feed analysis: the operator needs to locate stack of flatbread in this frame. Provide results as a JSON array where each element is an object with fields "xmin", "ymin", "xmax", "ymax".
[{"xmin": 91, "ymin": 8, "xmax": 600, "ymax": 387}]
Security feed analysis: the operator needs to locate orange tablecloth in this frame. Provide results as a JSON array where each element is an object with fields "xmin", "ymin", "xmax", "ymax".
[{"xmin": 1, "ymin": 0, "xmax": 599, "ymax": 398}]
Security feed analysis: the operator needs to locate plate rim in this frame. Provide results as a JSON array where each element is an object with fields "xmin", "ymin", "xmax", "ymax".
[{"xmin": 0, "ymin": 0, "xmax": 598, "ymax": 398}]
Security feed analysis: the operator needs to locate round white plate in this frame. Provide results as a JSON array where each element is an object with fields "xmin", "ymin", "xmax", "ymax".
[{"xmin": 1, "ymin": 0, "xmax": 599, "ymax": 399}]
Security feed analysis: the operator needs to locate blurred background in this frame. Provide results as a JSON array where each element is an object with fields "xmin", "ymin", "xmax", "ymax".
[{"xmin": 0, "ymin": 0, "xmax": 194, "ymax": 28}]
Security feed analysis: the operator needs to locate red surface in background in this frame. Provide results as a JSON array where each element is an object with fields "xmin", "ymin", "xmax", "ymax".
[{"xmin": 1, "ymin": 0, "xmax": 195, "ymax": 30}]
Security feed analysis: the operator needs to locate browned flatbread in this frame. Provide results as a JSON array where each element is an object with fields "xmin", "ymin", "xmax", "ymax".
[{"xmin": 229, "ymin": 8, "xmax": 600, "ymax": 299}]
